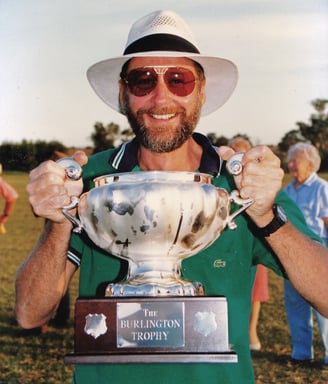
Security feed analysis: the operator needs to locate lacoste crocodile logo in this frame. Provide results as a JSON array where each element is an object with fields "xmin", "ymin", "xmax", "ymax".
[{"xmin": 213, "ymin": 259, "xmax": 226, "ymax": 268}]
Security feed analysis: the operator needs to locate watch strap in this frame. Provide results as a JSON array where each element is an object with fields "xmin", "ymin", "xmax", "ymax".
[{"xmin": 255, "ymin": 204, "xmax": 287, "ymax": 237}]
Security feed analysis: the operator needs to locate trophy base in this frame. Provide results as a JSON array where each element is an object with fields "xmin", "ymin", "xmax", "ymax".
[
  {"xmin": 65, "ymin": 297, "xmax": 237, "ymax": 364},
  {"xmin": 65, "ymin": 352, "xmax": 237, "ymax": 364}
]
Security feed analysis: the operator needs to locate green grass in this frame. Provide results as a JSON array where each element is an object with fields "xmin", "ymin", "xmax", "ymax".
[
  {"xmin": 1, "ymin": 172, "xmax": 328, "ymax": 383},
  {"xmin": 0, "ymin": 173, "xmax": 78, "ymax": 384}
]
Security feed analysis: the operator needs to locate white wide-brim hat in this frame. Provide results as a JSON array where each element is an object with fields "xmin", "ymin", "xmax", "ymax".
[{"xmin": 87, "ymin": 10, "xmax": 238, "ymax": 116}]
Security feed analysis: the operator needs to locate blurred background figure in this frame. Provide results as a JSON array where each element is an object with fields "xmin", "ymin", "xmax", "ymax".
[
  {"xmin": 249, "ymin": 264, "xmax": 269, "ymax": 350},
  {"xmin": 0, "ymin": 163, "xmax": 18, "ymax": 234},
  {"xmin": 284, "ymin": 142, "xmax": 328, "ymax": 369},
  {"xmin": 229, "ymin": 136, "xmax": 270, "ymax": 351},
  {"xmin": 228, "ymin": 135, "xmax": 252, "ymax": 153}
]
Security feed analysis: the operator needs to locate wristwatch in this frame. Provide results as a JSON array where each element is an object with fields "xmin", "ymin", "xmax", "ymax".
[{"xmin": 255, "ymin": 204, "xmax": 288, "ymax": 237}]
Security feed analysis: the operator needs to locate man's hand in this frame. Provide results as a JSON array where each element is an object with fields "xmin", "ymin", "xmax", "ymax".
[
  {"xmin": 218, "ymin": 145, "xmax": 284, "ymax": 227},
  {"xmin": 26, "ymin": 151, "xmax": 88, "ymax": 223}
]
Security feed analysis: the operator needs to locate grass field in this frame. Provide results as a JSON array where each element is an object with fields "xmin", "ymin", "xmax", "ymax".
[{"xmin": 1, "ymin": 172, "xmax": 328, "ymax": 383}]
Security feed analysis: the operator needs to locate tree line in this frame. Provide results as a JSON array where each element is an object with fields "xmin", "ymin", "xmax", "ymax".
[{"xmin": 1, "ymin": 98, "xmax": 327, "ymax": 172}]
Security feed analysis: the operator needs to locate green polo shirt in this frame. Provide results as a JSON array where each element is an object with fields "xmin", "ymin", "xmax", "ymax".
[{"xmin": 69, "ymin": 136, "xmax": 317, "ymax": 384}]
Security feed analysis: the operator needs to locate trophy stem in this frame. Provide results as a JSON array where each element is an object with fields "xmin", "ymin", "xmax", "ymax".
[{"xmin": 105, "ymin": 259, "xmax": 204, "ymax": 297}]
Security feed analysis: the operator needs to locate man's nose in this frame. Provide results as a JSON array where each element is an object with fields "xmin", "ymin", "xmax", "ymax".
[{"xmin": 150, "ymin": 76, "xmax": 172, "ymax": 103}]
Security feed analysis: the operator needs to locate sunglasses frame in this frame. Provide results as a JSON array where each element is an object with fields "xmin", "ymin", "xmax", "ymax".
[{"xmin": 121, "ymin": 65, "xmax": 200, "ymax": 97}]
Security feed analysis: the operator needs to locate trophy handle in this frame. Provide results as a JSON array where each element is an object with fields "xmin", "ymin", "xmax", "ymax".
[
  {"xmin": 56, "ymin": 158, "xmax": 83, "ymax": 233},
  {"xmin": 227, "ymin": 190, "xmax": 253, "ymax": 230},
  {"xmin": 225, "ymin": 151, "xmax": 253, "ymax": 229}
]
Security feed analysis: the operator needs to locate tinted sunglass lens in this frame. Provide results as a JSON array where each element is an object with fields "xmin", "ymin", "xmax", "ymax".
[
  {"xmin": 165, "ymin": 68, "xmax": 196, "ymax": 96},
  {"xmin": 126, "ymin": 69, "xmax": 157, "ymax": 96}
]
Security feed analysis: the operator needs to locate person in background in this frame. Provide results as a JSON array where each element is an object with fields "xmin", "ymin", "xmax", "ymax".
[
  {"xmin": 284, "ymin": 142, "xmax": 328, "ymax": 369},
  {"xmin": 14, "ymin": 10, "xmax": 328, "ymax": 384},
  {"xmin": 229, "ymin": 136, "xmax": 269, "ymax": 351},
  {"xmin": 228, "ymin": 136, "xmax": 252, "ymax": 153},
  {"xmin": 0, "ymin": 163, "xmax": 18, "ymax": 234}
]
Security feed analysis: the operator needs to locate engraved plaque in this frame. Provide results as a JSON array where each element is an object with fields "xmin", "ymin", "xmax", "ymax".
[{"xmin": 117, "ymin": 302, "xmax": 184, "ymax": 348}]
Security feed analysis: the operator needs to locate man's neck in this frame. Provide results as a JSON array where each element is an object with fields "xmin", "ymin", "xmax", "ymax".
[{"xmin": 138, "ymin": 137, "xmax": 202, "ymax": 171}]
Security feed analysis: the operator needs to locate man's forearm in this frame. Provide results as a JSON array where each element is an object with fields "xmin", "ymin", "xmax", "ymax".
[
  {"xmin": 15, "ymin": 220, "xmax": 73, "ymax": 328},
  {"xmin": 267, "ymin": 222, "xmax": 328, "ymax": 317}
]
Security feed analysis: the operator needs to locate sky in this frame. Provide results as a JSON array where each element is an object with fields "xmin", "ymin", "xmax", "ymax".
[{"xmin": 1, "ymin": 0, "xmax": 328, "ymax": 148}]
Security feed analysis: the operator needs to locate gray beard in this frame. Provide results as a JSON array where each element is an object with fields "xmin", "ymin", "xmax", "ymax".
[{"xmin": 120, "ymin": 93, "xmax": 202, "ymax": 153}]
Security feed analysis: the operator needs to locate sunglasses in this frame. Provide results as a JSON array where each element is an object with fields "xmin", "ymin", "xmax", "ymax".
[{"xmin": 121, "ymin": 66, "xmax": 198, "ymax": 97}]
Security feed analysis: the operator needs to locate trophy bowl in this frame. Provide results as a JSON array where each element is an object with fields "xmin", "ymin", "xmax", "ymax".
[{"xmin": 62, "ymin": 170, "xmax": 252, "ymax": 297}]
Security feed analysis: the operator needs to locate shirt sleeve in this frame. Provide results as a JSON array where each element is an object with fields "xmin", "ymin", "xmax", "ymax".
[
  {"xmin": 251, "ymin": 188, "xmax": 322, "ymax": 278},
  {"xmin": 67, "ymin": 247, "xmax": 82, "ymax": 267},
  {"xmin": 67, "ymin": 232, "xmax": 83, "ymax": 267}
]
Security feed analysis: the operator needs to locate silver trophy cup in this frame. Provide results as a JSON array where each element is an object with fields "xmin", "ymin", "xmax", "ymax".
[{"xmin": 60, "ymin": 162, "xmax": 252, "ymax": 298}]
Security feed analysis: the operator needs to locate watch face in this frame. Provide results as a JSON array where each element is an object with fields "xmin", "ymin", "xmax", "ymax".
[{"xmin": 276, "ymin": 205, "xmax": 287, "ymax": 222}]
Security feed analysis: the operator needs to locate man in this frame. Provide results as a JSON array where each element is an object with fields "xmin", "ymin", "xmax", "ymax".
[
  {"xmin": 284, "ymin": 142, "xmax": 328, "ymax": 369},
  {"xmin": 15, "ymin": 10, "xmax": 328, "ymax": 384}
]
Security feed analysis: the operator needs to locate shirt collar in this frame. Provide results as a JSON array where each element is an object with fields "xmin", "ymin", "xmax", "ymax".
[
  {"xmin": 303, "ymin": 172, "xmax": 318, "ymax": 186},
  {"xmin": 108, "ymin": 132, "xmax": 223, "ymax": 176},
  {"xmin": 292, "ymin": 172, "xmax": 317, "ymax": 188}
]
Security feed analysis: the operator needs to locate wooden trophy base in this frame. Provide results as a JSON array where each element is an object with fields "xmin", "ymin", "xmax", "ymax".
[{"xmin": 65, "ymin": 296, "xmax": 237, "ymax": 364}]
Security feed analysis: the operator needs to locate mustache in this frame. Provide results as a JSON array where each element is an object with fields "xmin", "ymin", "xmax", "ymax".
[{"xmin": 136, "ymin": 107, "xmax": 185, "ymax": 117}]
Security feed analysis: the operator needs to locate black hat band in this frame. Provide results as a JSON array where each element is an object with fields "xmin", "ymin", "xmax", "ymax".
[{"xmin": 124, "ymin": 33, "xmax": 200, "ymax": 55}]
